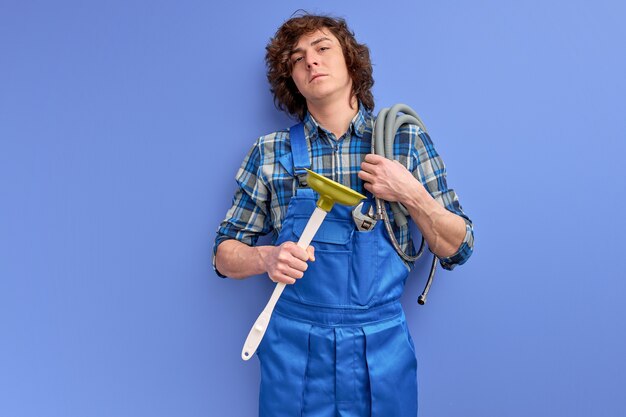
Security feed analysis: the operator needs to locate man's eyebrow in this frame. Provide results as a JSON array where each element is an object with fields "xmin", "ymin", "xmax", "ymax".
[{"xmin": 290, "ymin": 37, "xmax": 333, "ymax": 55}]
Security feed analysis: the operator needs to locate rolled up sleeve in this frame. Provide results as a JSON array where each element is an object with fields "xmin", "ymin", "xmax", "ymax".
[
  {"xmin": 212, "ymin": 139, "xmax": 272, "ymax": 278},
  {"xmin": 411, "ymin": 130, "xmax": 474, "ymax": 270}
]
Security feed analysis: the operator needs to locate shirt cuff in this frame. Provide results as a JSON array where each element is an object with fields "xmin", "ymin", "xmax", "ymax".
[
  {"xmin": 438, "ymin": 219, "xmax": 474, "ymax": 271},
  {"xmin": 212, "ymin": 236, "xmax": 232, "ymax": 278}
]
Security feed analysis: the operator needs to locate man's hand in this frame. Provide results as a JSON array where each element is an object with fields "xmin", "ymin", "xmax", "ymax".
[
  {"xmin": 261, "ymin": 241, "xmax": 315, "ymax": 285},
  {"xmin": 358, "ymin": 154, "xmax": 421, "ymax": 204},
  {"xmin": 358, "ymin": 153, "xmax": 468, "ymax": 259}
]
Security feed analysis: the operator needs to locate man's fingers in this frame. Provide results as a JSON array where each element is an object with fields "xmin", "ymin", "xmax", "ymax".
[
  {"xmin": 270, "ymin": 274, "xmax": 296, "ymax": 285},
  {"xmin": 287, "ymin": 257, "xmax": 308, "ymax": 272},
  {"xmin": 278, "ymin": 242, "xmax": 312, "ymax": 270},
  {"xmin": 358, "ymin": 169, "xmax": 374, "ymax": 183},
  {"xmin": 364, "ymin": 153, "xmax": 384, "ymax": 163},
  {"xmin": 271, "ymin": 263, "xmax": 305, "ymax": 283},
  {"xmin": 360, "ymin": 160, "xmax": 376, "ymax": 172},
  {"xmin": 283, "ymin": 241, "xmax": 310, "ymax": 261},
  {"xmin": 281, "ymin": 264, "xmax": 305, "ymax": 279},
  {"xmin": 267, "ymin": 242, "xmax": 316, "ymax": 284}
]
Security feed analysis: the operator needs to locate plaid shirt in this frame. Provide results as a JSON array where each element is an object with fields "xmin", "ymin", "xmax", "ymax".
[{"xmin": 213, "ymin": 104, "xmax": 474, "ymax": 277}]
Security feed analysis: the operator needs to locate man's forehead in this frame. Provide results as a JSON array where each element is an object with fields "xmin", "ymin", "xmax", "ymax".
[{"xmin": 293, "ymin": 28, "xmax": 336, "ymax": 50}]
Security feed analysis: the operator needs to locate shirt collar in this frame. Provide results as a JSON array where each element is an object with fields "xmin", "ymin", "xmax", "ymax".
[{"xmin": 302, "ymin": 101, "xmax": 370, "ymax": 143}]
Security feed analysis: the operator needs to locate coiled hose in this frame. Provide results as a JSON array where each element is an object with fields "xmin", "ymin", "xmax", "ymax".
[{"xmin": 372, "ymin": 104, "xmax": 438, "ymax": 305}]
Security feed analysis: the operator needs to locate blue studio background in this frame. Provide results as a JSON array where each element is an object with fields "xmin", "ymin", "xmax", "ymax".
[{"xmin": 1, "ymin": 0, "xmax": 625, "ymax": 416}]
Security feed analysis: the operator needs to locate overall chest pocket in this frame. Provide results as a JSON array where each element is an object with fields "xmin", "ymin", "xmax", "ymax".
[{"xmin": 290, "ymin": 215, "xmax": 354, "ymax": 306}]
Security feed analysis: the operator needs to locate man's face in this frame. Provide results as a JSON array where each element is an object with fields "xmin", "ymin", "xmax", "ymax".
[{"xmin": 290, "ymin": 28, "xmax": 353, "ymax": 106}]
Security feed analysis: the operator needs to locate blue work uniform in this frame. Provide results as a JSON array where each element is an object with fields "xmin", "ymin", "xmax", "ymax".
[{"xmin": 256, "ymin": 123, "xmax": 418, "ymax": 417}]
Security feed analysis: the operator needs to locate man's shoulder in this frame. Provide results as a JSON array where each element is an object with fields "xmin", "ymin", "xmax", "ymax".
[
  {"xmin": 256, "ymin": 127, "xmax": 290, "ymax": 147},
  {"xmin": 250, "ymin": 127, "xmax": 296, "ymax": 166}
]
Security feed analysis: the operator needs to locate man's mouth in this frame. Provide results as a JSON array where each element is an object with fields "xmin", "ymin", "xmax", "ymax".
[{"xmin": 310, "ymin": 74, "xmax": 326, "ymax": 83}]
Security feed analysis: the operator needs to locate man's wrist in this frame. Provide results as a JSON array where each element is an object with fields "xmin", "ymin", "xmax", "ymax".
[
  {"xmin": 254, "ymin": 245, "xmax": 272, "ymax": 275},
  {"xmin": 402, "ymin": 179, "xmax": 434, "ymax": 214}
]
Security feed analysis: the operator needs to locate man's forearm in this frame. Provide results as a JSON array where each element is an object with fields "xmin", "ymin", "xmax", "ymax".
[
  {"xmin": 402, "ymin": 183, "xmax": 466, "ymax": 259},
  {"xmin": 215, "ymin": 239, "xmax": 270, "ymax": 279}
]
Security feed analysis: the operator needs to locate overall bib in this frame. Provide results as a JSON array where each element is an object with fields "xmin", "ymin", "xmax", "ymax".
[{"xmin": 256, "ymin": 123, "xmax": 418, "ymax": 417}]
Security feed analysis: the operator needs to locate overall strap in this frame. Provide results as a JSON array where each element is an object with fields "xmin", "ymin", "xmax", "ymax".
[{"xmin": 289, "ymin": 122, "xmax": 311, "ymax": 188}]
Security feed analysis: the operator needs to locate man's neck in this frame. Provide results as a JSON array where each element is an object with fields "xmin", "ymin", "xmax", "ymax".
[{"xmin": 307, "ymin": 96, "xmax": 359, "ymax": 139}]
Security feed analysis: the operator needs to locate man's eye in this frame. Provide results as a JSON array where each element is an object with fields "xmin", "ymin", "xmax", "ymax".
[
  {"xmin": 293, "ymin": 56, "xmax": 303, "ymax": 63},
  {"xmin": 320, "ymin": 47, "xmax": 329, "ymax": 51}
]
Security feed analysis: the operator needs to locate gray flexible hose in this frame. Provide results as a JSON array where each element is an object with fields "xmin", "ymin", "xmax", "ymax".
[
  {"xmin": 372, "ymin": 104, "xmax": 438, "ymax": 304},
  {"xmin": 372, "ymin": 104, "xmax": 438, "ymax": 305},
  {"xmin": 372, "ymin": 104, "xmax": 429, "ymax": 262},
  {"xmin": 377, "ymin": 104, "xmax": 429, "ymax": 227}
]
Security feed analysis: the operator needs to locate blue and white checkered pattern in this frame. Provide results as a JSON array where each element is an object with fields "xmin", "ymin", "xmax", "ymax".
[{"xmin": 213, "ymin": 103, "xmax": 473, "ymax": 276}]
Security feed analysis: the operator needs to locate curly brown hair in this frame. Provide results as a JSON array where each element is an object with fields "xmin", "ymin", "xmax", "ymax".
[{"xmin": 265, "ymin": 13, "xmax": 375, "ymax": 121}]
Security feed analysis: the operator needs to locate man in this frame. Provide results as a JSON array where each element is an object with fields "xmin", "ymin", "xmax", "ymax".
[{"xmin": 213, "ymin": 13, "xmax": 474, "ymax": 417}]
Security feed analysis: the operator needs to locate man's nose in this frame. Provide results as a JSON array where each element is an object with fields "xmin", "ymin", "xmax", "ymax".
[{"xmin": 305, "ymin": 55, "xmax": 318, "ymax": 68}]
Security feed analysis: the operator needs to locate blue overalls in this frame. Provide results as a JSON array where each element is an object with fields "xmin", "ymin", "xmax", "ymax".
[{"xmin": 256, "ymin": 123, "xmax": 418, "ymax": 417}]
